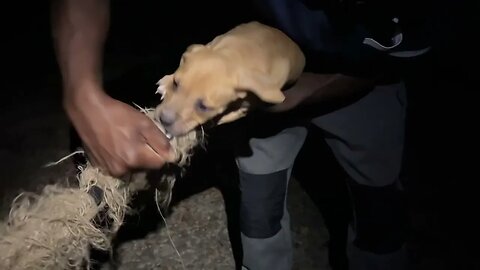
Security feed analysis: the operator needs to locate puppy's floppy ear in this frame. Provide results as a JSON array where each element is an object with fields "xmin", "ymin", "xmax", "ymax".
[
  {"xmin": 235, "ymin": 68, "xmax": 285, "ymax": 104},
  {"xmin": 156, "ymin": 74, "xmax": 174, "ymax": 98}
]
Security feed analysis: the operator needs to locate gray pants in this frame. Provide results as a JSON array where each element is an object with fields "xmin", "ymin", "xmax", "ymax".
[{"xmin": 236, "ymin": 82, "xmax": 409, "ymax": 270}]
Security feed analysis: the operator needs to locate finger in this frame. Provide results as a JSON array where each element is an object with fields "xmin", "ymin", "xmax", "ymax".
[
  {"xmin": 86, "ymin": 144, "xmax": 124, "ymax": 176},
  {"xmin": 83, "ymin": 145, "xmax": 101, "ymax": 167},
  {"xmin": 133, "ymin": 144, "xmax": 170, "ymax": 169},
  {"xmin": 95, "ymin": 145, "xmax": 129, "ymax": 177},
  {"xmin": 140, "ymin": 124, "xmax": 176, "ymax": 161},
  {"xmin": 107, "ymin": 160, "xmax": 129, "ymax": 178}
]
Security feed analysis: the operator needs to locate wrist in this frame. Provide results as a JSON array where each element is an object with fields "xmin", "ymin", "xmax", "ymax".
[{"xmin": 63, "ymin": 82, "xmax": 109, "ymax": 116}]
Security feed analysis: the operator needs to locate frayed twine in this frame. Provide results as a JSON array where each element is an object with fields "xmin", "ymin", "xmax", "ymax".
[{"xmin": 0, "ymin": 107, "xmax": 204, "ymax": 270}]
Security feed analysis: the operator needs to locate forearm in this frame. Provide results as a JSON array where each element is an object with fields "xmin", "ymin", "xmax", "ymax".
[
  {"xmin": 274, "ymin": 73, "xmax": 376, "ymax": 117},
  {"xmin": 50, "ymin": 0, "xmax": 110, "ymax": 103},
  {"xmin": 300, "ymin": 74, "xmax": 375, "ymax": 108}
]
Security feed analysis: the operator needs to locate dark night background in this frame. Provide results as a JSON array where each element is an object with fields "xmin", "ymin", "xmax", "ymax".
[{"xmin": 1, "ymin": 0, "xmax": 479, "ymax": 269}]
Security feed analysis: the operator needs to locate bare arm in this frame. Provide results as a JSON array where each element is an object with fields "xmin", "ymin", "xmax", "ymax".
[
  {"xmin": 50, "ymin": 0, "xmax": 174, "ymax": 176},
  {"xmin": 267, "ymin": 72, "xmax": 375, "ymax": 115},
  {"xmin": 51, "ymin": 0, "xmax": 109, "ymax": 100}
]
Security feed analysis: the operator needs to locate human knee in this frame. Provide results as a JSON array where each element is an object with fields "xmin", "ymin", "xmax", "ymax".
[{"xmin": 350, "ymin": 181, "xmax": 408, "ymax": 254}]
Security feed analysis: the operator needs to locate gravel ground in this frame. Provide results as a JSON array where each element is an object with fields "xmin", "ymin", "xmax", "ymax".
[{"xmin": 101, "ymin": 180, "xmax": 330, "ymax": 270}]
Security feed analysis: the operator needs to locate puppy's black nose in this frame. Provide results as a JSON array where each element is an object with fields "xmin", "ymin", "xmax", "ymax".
[{"xmin": 159, "ymin": 110, "xmax": 176, "ymax": 127}]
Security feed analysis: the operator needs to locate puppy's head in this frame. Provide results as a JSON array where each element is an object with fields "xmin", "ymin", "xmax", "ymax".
[{"xmin": 155, "ymin": 44, "xmax": 285, "ymax": 136}]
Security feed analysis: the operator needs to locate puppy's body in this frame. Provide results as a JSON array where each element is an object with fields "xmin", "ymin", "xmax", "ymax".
[
  {"xmin": 207, "ymin": 21, "xmax": 305, "ymax": 89},
  {"xmin": 156, "ymin": 21, "xmax": 305, "ymax": 136}
]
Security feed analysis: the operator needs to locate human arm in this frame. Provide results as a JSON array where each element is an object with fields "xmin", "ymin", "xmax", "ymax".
[
  {"xmin": 266, "ymin": 72, "xmax": 375, "ymax": 115},
  {"xmin": 50, "ymin": 0, "xmax": 175, "ymax": 177}
]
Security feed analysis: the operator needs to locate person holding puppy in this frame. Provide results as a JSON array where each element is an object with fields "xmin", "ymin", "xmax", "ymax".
[
  {"xmin": 50, "ymin": 0, "xmax": 431, "ymax": 270},
  {"xmin": 235, "ymin": 0, "xmax": 432, "ymax": 270}
]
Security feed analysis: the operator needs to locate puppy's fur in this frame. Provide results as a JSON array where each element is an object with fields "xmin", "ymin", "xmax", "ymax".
[{"xmin": 155, "ymin": 21, "xmax": 305, "ymax": 136}]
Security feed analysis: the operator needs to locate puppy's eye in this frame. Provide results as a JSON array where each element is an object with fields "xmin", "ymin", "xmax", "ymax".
[
  {"xmin": 172, "ymin": 79, "xmax": 179, "ymax": 90},
  {"xmin": 196, "ymin": 99, "xmax": 211, "ymax": 112}
]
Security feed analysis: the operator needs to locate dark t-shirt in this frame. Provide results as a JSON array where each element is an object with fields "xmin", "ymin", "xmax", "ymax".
[{"xmin": 253, "ymin": 0, "xmax": 432, "ymax": 77}]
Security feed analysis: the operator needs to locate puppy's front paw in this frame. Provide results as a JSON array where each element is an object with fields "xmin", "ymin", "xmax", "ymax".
[{"xmin": 217, "ymin": 108, "xmax": 249, "ymax": 125}]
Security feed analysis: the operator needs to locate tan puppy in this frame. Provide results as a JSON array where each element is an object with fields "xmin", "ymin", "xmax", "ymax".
[{"xmin": 155, "ymin": 21, "xmax": 305, "ymax": 136}]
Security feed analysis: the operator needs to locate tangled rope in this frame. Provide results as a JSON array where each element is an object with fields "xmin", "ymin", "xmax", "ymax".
[{"xmin": 0, "ymin": 108, "xmax": 204, "ymax": 270}]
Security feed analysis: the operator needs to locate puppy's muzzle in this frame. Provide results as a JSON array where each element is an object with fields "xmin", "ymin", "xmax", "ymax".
[
  {"xmin": 155, "ymin": 108, "xmax": 176, "ymax": 139},
  {"xmin": 157, "ymin": 109, "xmax": 176, "ymax": 127}
]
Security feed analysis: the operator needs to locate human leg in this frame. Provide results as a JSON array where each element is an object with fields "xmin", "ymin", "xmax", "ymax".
[
  {"xmin": 236, "ymin": 126, "xmax": 308, "ymax": 270},
  {"xmin": 312, "ymin": 82, "xmax": 409, "ymax": 270}
]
